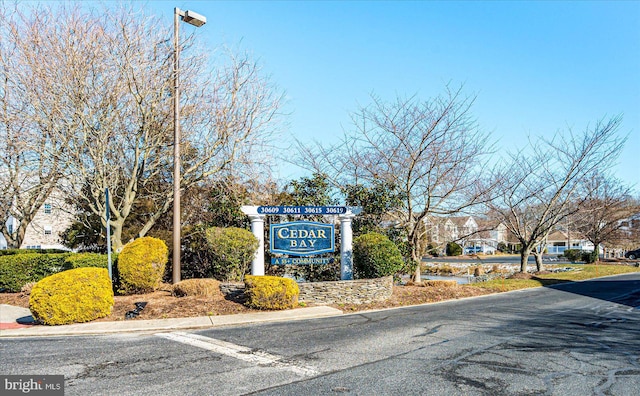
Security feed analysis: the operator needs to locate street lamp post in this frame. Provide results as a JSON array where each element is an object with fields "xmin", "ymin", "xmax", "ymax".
[{"xmin": 173, "ymin": 7, "xmax": 206, "ymax": 284}]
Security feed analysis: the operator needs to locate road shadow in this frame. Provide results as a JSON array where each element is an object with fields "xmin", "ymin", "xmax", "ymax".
[{"xmin": 543, "ymin": 276, "xmax": 640, "ymax": 308}]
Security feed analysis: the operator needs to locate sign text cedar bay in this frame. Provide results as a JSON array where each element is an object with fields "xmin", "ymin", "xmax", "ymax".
[{"xmin": 270, "ymin": 221, "xmax": 335, "ymax": 256}]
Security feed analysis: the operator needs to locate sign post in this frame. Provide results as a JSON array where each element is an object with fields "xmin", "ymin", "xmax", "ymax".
[
  {"xmin": 339, "ymin": 212, "xmax": 356, "ymax": 280},
  {"xmin": 105, "ymin": 188, "xmax": 113, "ymax": 282},
  {"xmin": 241, "ymin": 206, "xmax": 265, "ymax": 276}
]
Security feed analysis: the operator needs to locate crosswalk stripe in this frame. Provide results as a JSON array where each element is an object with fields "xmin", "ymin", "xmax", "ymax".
[{"xmin": 155, "ymin": 331, "xmax": 319, "ymax": 376}]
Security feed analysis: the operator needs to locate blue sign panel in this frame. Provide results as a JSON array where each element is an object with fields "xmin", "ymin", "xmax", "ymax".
[
  {"xmin": 270, "ymin": 221, "xmax": 335, "ymax": 256},
  {"xmin": 258, "ymin": 206, "xmax": 347, "ymax": 215}
]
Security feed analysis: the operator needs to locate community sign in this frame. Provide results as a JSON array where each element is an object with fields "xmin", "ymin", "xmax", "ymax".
[{"xmin": 270, "ymin": 221, "xmax": 335, "ymax": 256}]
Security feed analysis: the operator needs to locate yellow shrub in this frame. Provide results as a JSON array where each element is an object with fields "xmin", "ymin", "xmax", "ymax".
[
  {"xmin": 29, "ymin": 267, "xmax": 113, "ymax": 325},
  {"xmin": 244, "ymin": 275, "xmax": 299, "ymax": 310},
  {"xmin": 172, "ymin": 278, "xmax": 221, "ymax": 298},
  {"xmin": 118, "ymin": 237, "xmax": 168, "ymax": 294}
]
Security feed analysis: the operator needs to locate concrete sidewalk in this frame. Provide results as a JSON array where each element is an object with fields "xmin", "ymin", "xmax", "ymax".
[{"xmin": 0, "ymin": 304, "xmax": 343, "ymax": 338}]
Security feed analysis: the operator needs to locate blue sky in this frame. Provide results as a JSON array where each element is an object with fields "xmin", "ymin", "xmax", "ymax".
[{"xmin": 53, "ymin": 1, "xmax": 640, "ymax": 189}]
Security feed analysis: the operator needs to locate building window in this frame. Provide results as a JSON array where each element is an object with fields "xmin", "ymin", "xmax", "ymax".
[
  {"xmin": 7, "ymin": 224, "xmax": 12, "ymax": 234},
  {"xmin": 44, "ymin": 225, "xmax": 52, "ymax": 235},
  {"xmin": 44, "ymin": 203, "xmax": 52, "ymax": 214}
]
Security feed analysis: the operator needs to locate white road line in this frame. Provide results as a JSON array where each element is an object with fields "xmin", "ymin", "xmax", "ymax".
[{"xmin": 155, "ymin": 331, "xmax": 319, "ymax": 376}]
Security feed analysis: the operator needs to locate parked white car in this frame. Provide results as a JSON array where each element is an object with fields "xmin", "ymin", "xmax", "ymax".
[{"xmin": 465, "ymin": 246, "xmax": 496, "ymax": 255}]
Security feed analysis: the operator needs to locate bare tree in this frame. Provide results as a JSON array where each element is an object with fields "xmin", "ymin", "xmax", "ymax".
[
  {"xmin": 0, "ymin": 5, "xmax": 71, "ymax": 248},
  {"xmin": 2, "ymin": 4, "xmax": 283, "ymax": 251},
  {"xmin": 297, "ymin": 86, "xmax": 493, "ymax": 281},
  {"xmin": 486, "ymin": 117, "xmax": 626, "ymax": 272},
  {"xmin": 571, "ymin": 173, "xmax": 639, "ymax": 259}
]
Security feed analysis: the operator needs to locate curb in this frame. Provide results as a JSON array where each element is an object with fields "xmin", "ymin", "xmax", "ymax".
[{"xmin": 0, "ymin": 305, "xmax": 343, "ymax": 338}]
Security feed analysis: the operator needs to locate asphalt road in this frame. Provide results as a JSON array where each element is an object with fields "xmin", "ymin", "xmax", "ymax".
[{"xmin": 2, "ymin": 273, "xmax": 639, "ymax": 396}]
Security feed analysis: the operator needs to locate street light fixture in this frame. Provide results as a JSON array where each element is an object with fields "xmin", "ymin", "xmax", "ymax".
[{"xmin": 173, "ymin": 7, "xmax": 206, "ymax": 284}]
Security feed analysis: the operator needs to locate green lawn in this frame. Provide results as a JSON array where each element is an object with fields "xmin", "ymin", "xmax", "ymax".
[{"xmin": 468, "ymin": 264, "xmax": 640, "ymax": 292}]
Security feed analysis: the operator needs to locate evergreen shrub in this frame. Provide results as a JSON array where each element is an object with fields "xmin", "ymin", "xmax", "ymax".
[
  {"xmin": 0, "ymin": 253, "xmax": 68, "ymax": 292},
  {"xmin": 117, "ymin": 237, "xmax": 168, "ymax": 294},
  {"xmin": 29, "ymin": 267, "xmax": 113, "ymax": 325},
  {"xmin": 563, "ymin": 249, "xmax": 583, "ymax": 263},
  {"xmin": 205, "ymin": 227, "xmax": 259, "ymax": 282},
  {"xmin": 582, "ymin": 250, "xmax": 598, "ymax": 263},
  {"xmin": 446, "ymin": 242, "xmax": 462, "ymax": 256},
  {"xmin": 244, "ymin": 275, "xmax": 299, "ymax": 310},
  {"xmin": 63, "ymin": 253, "xmax": 112, "ymax": 269},
  {"xmin": 353, "ymin": 232, "xmax": 404, "ymax": 279}
]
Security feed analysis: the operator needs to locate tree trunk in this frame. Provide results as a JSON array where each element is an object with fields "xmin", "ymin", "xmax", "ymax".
[
  {"xmin": 110, "ymin": 219, "xmax": 125, "ymax": 252},
  {"xmin": 4, "ymin": 219, "xmax": 29, "ymax": 249},
  {"xmin": 412, "ymin": 254, "xmax": 422, "ymax": 283},
  {"xmin": 532, "ymin": 251, "xmax": 544, "ymax": 272},
  {"xmin": 519, "ymin": 248, "xmax": 531, "ymax": 273}
]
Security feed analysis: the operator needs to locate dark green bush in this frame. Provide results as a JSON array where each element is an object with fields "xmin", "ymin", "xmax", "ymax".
[
  {"xmin": 181, "ymin": 225, "xmax": 216, "ymax": 279},
  {"xmin": 63, "ymin": 253, "xmax": 113, "ymax": 269},
  {"xmin": 446, "ymin": 242, "xmax": 462, "ymax": 256},
  {"xmin": 205, "ymin": 227, "xmax": 259, "ymax": 282},
  {"xmin": 582, "ymin": 250, "xmax": 598, "ymax": 263},
  {"xmin": 563, "ymin": 249, "xmax": 583, "ymax": 262},
  {"xmin": 0, "ymin": 253, "xmax": 69, "ymax": 292},
  {"xmin": 353, "ymin": 232, "xmax": 404, "ymax": 279}
]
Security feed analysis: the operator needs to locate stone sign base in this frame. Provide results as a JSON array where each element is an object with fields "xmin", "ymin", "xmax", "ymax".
[
  {"xmin": 220, "ymin": 276, "xmax": 393, "ymax": 305},
  {"xmin": 297, "ymin": 276, "xmax": 393, "ymax": 305}
]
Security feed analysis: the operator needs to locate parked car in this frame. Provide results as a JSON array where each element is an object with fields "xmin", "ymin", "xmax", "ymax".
[
  {"xmin": 625, "ymin": 248, "xmax": 640, "ymax": 260},
  {"xmin": 464, "ymin": 246, "xmax": 482, "ymax": 255},
  {"xmin": 464, "ymin": 246, "xmax": 495, "ymax": 255}
]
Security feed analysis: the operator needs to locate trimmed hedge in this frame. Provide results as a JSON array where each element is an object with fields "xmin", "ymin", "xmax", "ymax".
[
  {"xmin": 353, "ymin": 232, "xmax": 404, "ymax": 279},
  {"xmin": 0, "ymin": 253, "xmax": 68, "ymax": 292},
  {"xmin": 244, "ymin": 275, "xmax": 299, "ymax": 310},
  {"xmin": 117, "ymin": 237, "xmax": 168, "ymax": 294},
  {"xmin": 63, "ymin": 253, "xmax": 113, "ymax": 269},
  {"xmin": 0, "ymin": 252, "xmax": 115, "ymax": 293},
  {"xmin": 0, "ymin": 248, "xmax": 69, "ymax": 256},
  {"xmin": 29, "ymin": 267, "xmax": 113, "ymax": 325}
]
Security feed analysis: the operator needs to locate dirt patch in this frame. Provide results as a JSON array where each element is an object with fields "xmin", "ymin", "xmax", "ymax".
[
  {"xmin": 508, "ymin": 272, "xmax": 534, "ymax": 280},
  {"xmin": 0, "ymin": 282, "xmax": 494, "ymax": 321},
  {"xmin": 0, "ymin": 283, "xmax": 254, "ymax": 322}
]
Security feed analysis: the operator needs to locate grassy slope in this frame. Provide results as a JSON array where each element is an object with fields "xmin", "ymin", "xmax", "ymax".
[{"xmin": 469, "ymin": 264, "xmax": 640, "ymax": 292}]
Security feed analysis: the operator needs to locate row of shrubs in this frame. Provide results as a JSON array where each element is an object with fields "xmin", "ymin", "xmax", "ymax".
[
  {"xmin": 563, "ymin": 249, "xmax": 598, "ymax": 263},
  {"xmin": 0, "ymin": 226, "xmax": 258, "ymax": 294},
  {"xmin": 2, "ymin": 228, "xmax": 406, "ymax": 294},
  {"xmin": 8, "ymin": 229, "xmax": 406, "ymax": 326}
]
